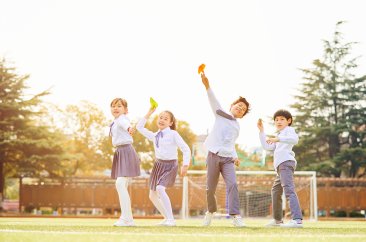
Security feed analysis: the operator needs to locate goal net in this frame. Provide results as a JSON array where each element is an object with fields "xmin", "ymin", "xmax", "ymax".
[{"xmin": 181, "ymin": 170, "xmax": 317, "ymax": 221}]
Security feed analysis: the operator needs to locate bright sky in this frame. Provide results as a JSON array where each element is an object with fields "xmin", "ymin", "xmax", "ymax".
[{"xmin": 1, "ymin": 0, "xmax": 366, "ymax": 149}]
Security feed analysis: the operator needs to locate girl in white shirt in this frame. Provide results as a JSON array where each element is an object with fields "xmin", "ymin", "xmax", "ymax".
[
  {"xmin": 110, "ymin": 98, "xmax": 141, "ymax": 227},
  {"xmin": 137, "ymin": 107, "xmax": 191, "ymax": 226}
]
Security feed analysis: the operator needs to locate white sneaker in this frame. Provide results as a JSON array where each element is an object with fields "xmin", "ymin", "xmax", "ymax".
[
  {"xmin": 202, "ymin": 212, "xmax": 214, "ymax": 226},
  {"xmin": 280, "ymin": 219, "xmax": 303, "ymax": 228},
  {"xmin": 265, "ymin": 219, "xmax": 283, "ymax": 227},
  {"xmin": 157, "ymin": 219, "xmax": 168, "ymax": 226},
  {"xmin": 232, "ymin": 215, "xmax": 245, "ymax": 227},
  {"xmin": 113, "ymin": 218, "xmax": 135, "ymax": 227},
  {"xmin": 159, "ymin": 219, "xmax": 176, "ymax": 227}
]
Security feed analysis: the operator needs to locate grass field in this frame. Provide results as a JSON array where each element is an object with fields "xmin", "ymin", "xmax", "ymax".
[{"xmin": 1, "ymin": 217, "xmax": 366, "ymax": 242}]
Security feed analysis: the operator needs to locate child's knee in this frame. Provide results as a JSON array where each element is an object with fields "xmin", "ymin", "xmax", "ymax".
[
  {"xmin": 115, "ymin": 177, "xmax": 126, "ymax": 188},
  {"xmin": 149, "ymin": 191, "xmax": 157, "ymax": 200},
  {"xmin": 156, "ymin": 185, "xmax": 166, "ymax": 194},
  {"xmin": 271, "ymin": 187, "xmax": 283, "ymax": 196},
  {"xmin": 283, "ymin": 185, "xmax": 295, "ymax": 196},
  {"xmin": 226, "ymin": 182, "xmax": 238, "ymax": 191}
]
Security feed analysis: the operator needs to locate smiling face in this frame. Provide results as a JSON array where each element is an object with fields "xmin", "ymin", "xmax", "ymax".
[
  {"xmin": 157, "ymin": 111, "xmax": 174, "ymax": 130},
  {"xmin": 274, "ymin": 116, "xmax": 292, "ymax": 131},
  {"xmin": 230, "ymin": 101, "xmax": 248, "ymax": 118},
  {"xmin": 110, "ymin": 99, "xmax": 128, "ymax": 118}
]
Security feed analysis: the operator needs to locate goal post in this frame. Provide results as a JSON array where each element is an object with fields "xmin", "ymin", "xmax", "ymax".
[{"xmin": 181, "ymin": 170, "xmax": 317, "ymax": 221}]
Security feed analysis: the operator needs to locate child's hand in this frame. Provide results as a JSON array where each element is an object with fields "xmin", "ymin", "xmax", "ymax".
[
  {"xmin": 180, "ymin": 165, "xmax": 189, "ymax": 176},
  {"xmin": 233, "ymin": 158, "xmax": 240, "ymax": 167},
  {"xmin": 144, "ymin": 107, "xmax": 156, "ymax": 119},
  {"xmin": 266, "ymin": 137, "xmax": 279, "ymax": 144},
  {"xmin": 257, "ymin": 118, "xmax": 264, "ymax": 131},
  {"xmin": 128, "ymin": 127, "xmax": 136, "ymax": 136},
  {"xmin": 201, "ymin": 73, "xmax": 210, "ymax": 90},
  {"xmin": 149, "ymin": 107, "xmax": 156, "ymax": 114}
]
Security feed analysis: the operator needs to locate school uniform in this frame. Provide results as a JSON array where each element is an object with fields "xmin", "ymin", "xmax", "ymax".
[
  {"xmin": 259, "ymin": 126, "xmax": 303, "ymax": 220},
  {"xmin": 110, "ymin": 114, "xmax": 140, "ymax": 178},
  {"xmin": 204, "ymin": 88, "xmax": 241, "ymax": 215},
  {"xmin": 136, "ymin": 118, "xmax": 190, "ymax": 190}
]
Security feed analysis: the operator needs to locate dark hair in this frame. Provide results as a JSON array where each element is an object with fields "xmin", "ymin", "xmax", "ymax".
[
  {"xmin": 273, "ymin": 109, "xmax": 293, "ymax": 126},
  {"xmin": 232, "ymin": 96, "xmax": 250, "ymax": 117},
  {"xmin": 110, "ymin": 98, "xmax": 128, "ymax": 108},
  {"xmin": 162, "ymin": 110, "xmax": 176, "ymax": 130}
]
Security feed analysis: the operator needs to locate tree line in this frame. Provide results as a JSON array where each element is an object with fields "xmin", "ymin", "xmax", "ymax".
[{"xmin": 0, "ymin": 63, "xmax": 197, "ymax": 201}]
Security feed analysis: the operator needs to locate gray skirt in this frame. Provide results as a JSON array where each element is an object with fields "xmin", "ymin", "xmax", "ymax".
[
  {"xmin": 111, "ymin": 144, "xmax": 141, "ymax": 179},
  {"xmin": 149, "ymin": 159, "xmax": 178, "ymax": 191}
]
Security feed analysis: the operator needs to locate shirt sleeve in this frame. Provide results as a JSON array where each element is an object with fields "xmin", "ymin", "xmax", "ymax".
[
  {"xmin": 232, "ymin": 150, "xmax": 238, "ymax": 159},
  {"xmin": 136, "ymin": 117, "xmax": 155, "ymax": 141},
  {"xmin": 207, "ymin": 88, "xmax": 223, "ymax": 116},
  {"xmin": 116, "ymin": 116, "xmax": 130, "ymax": 131},
  {"xmin": 174, "ymin": 132, "xmax": 191, "ymax": 166},
  {"xmin": 278, "ymin": 127, "xmax": 299, "ymax": 145},
  {"xmin": 259, "ymin": 132, "xmax": 276, "ymax": 150}
]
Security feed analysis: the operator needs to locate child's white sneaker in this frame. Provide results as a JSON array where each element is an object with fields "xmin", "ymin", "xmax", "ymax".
[
  {"xmin": 160, "ymin": 219, "xmax": 176, "ymax": 227},
  {"xmin": 202, "ymin": 212, "xmax": 214, "ymax": 226},
  {"xmin": 265, "ymin": 219, "xmax": 283, "ymax": 227},
  {"xmin": 157, "ymin": 219, "xmax": 167, "ymax": 226},
  {"xmin": 113, "ymin": 218, "xmax": 135, "ymax": 227},
  {"xmin": 232, "ymin": 215, "xmax": 245, "ymax": 227},
  {"xmin": 280, "ymin": 219, "xmax": 303, "ymax": 228}
]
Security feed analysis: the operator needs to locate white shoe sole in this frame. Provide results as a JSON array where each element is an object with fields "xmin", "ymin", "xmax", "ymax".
[{"xmin": 280, "ymin": 224, "xmax": 303, "ymax": 228}]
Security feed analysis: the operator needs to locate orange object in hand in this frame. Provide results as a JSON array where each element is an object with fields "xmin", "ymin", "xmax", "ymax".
[{"xmin": 198, "ymin": 64, "xmax": 206, "ymax": 74}]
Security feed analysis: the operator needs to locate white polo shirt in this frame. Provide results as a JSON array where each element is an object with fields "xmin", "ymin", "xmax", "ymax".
[
  {"xmin": 259, "ymin": 126, "xmax": 299, "ymax": 171},
  {"xmin": 203, "ymin": 88, "xmax": 239, "ymax": 159},
  {"xmin": 110, "ymin": 114, "xmax": 133, "ymax": 146}
]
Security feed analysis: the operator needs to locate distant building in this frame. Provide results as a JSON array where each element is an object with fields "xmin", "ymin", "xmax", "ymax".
[{"xmin": 191, "ymin": 134, "xmax": 208, "ymax": 166}]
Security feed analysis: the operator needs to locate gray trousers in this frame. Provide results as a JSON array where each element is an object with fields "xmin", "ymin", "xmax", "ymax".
[
  {"xmin": 272, "ymin": 160, "xmax": 303, "ymax": 221},
  {"xmin": 206, "ymin": 152, "xmax": 240, "ymax": 215}
]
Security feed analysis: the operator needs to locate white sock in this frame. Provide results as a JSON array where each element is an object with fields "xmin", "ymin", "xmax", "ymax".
[
  {"xmin": 149, "ymin": 189, "xmax": 167, "ymax": 219},
  {"xmin": 156, "ymin": 185, "xmax": 174, "ymax": 220},
  {"xmin": 115, "ymin": 177, "xmax": 133, "ymax": 221}
]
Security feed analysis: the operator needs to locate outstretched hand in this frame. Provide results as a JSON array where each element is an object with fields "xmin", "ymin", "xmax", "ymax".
[
  {"xmin": 266, "ymin": 137, "xmax": 279, "ymax": 144},
  {"xmin": 201, "ymin": 73, "xmax": 210, "ymax": 90},
  {"xmin": 257, "ymin": 118, "xmax": 264, "ymax": 132},
  {"xmin": 144, "ymin": 107, "xmax": 156, "ymax": 119}
]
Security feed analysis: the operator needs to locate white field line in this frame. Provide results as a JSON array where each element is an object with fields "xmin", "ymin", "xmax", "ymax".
[{"xmin": 0, "ymin": 229, "xmax": 365, "ymax": 238}]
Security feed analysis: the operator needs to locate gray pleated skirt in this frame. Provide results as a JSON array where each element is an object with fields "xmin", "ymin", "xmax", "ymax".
[
  {"xmin": 149, "ymin": 159, "xmax": 178, "ymax": 191},
  {"xmin": 111, "ymin": 144, "xmax": 141, "ymax": 179}
]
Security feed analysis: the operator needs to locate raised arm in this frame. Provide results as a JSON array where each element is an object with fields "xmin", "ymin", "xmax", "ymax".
[
  {"xmin": 201, "ymin": 73, "xmax": 222, "ymax": 115},
  {"xmin": 257, "ymin": 119, "xmax": 276, "ymax": 150},
  {"xmin": 136, "ymin": 108, "xmax": 156, "ymax": 141}
]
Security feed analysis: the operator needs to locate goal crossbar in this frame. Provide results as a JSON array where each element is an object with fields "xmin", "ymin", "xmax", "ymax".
[{"xmin": 182, "ymin": 170, "xmax": 317, "ymax": 221}]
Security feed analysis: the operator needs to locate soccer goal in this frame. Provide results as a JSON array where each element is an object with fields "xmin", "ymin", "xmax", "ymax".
[{"xmin": 181, "ymin": 170, "xmax": 317, "ymax": 221}]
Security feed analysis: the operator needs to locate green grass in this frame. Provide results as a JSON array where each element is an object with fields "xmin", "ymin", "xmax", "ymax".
[{"xmin": 1, "ymin": 217, "xmax": 366, "ymax": 242}]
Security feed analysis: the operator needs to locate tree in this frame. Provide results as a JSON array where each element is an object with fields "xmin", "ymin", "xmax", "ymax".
[
  {"xmin": 0, "ymin": 59, "xmax": 51, "ymax": 201},
  {"xmin": 47, "ymin": 101, "xmax": 112, "ymax": 177},
  {"xmin": 292, "ymin": 22, "xmax": 366, "ymax": 177}
]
